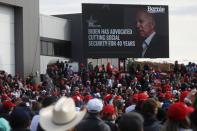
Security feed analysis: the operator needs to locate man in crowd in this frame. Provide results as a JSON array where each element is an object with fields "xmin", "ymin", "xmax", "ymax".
[{"xmin": 75, "ymin": 98, "xmax": 111, "ymax": 131}]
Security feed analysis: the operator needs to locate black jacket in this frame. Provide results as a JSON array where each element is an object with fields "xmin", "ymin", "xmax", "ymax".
[
  {"xmin": 104, "ymin": 120, "xmax": 117, "ymax": 131},
  {"xmin": 143, "ymin": 116, "xmax": 162, "ymax": 131},
  {"xmin": 75, "ymin": 113, "xmax": 111, "ymax": 131}
]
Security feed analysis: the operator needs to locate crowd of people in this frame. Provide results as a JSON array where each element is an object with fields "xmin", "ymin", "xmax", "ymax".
[{"xmin": 0, "ymin": 60, "xmax": 197, "ymax": 131}]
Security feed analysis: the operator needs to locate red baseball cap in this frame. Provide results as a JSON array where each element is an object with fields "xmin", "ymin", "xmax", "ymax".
[
  {"xmin": 165, "ymin": 92, "xmax": 173, "ymax": 100},
  {"xmin": 2, "ymin": 101, "xmax": 16, "ymax": 109},
  {"xmin": 158, "ymin": 93, "xmax": 165, "ymax": 98},
  {"xmin": 180, "ymin": 91, "xmax": 189, "ymax": 102},
  {"xmin": 72, "ymin": 95, "xmax": 82, "ymax": 102},
  {"xmin": 1, "ymin": 94, "xmax": 10, "ymax": 101},
  {"xmin": 102, "ymin": 104, "xmax": 115, "ymax": 116},
  {"xmin": 84, "ymin": 95, "xmax": 93, "ymax": 103},
  {"xmin": 138, "ymin": 92, "xmax": 149, "ymax": 101},
  {"xmin": 104, "ymin": 94, "xmax": 113, "ymax": 102},
  {"xmin": 132, "ymin": 94, "xmax": 139, "ymax": 101},
  {"xmin": 114, "ymin": 95, "xmax": 122, "ymax": 101},
  {"xmin": 167, "ymin": 102, "xmax": 194, "ymax": 120}
]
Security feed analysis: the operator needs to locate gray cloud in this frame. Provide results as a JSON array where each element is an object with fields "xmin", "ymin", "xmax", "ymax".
[{"xmin": 170, "ymin": 5, "xmax": 197, "ymax": 16}]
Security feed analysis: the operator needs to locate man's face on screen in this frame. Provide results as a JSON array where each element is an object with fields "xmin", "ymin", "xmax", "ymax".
[{"xmin": 136, "ymin": 11, "xmax": 155, "ymax": 38}]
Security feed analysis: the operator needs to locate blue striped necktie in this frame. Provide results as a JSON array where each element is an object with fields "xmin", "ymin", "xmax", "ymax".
[{"xmin": 142, "ymin": 41, "xmax": 148, "ymax": 57}]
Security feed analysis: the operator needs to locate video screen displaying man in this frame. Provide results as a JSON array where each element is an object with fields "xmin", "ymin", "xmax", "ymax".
[{"xmin": 83, "ymin": 4, "xmax": 169, "ymax": 58}]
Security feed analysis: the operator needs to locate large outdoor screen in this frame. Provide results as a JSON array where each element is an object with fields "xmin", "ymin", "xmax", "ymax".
[{"xmin": 82, "ymin": 4, "xmax": 169, "ymax": 58}]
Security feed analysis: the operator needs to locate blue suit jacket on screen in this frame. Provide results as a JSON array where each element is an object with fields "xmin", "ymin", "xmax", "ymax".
[{"xmin": 138, "ymin": 34, "xmax": 169, "ymax": 58}]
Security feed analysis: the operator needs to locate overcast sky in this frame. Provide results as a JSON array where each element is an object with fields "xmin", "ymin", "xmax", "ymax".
[{"xmin": 40, "ymin": 0, "xmax": 197, "ymax": 63}]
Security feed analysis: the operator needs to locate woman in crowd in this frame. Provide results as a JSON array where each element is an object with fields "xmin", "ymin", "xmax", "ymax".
[{"xmin": 162, "ymin": 102, "xmax": 194, "ymax": 131}]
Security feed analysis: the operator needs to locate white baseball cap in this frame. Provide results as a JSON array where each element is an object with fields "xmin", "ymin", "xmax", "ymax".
[{"xmin": 87, "ymin": 98, "xmax": 103, "ymax": 113}]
